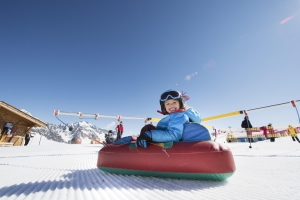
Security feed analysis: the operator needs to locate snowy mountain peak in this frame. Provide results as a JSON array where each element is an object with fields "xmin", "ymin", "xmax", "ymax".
[{"xmin": 31, "ymin": 121, "xmax": 112, "ymax": 144}]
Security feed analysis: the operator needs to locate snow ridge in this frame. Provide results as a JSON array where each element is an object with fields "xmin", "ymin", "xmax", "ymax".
[{"xmin": 30, "ymin": 121, "xmax": 113, "ymax": 144}]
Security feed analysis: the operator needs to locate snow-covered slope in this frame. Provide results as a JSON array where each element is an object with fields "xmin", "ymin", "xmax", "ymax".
[{"xmin": 0, "ymin": 136, "xmax": 300, "ymax": 200}]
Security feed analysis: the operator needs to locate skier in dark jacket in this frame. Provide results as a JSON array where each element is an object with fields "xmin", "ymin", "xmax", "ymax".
[
  {"xmin": 241, "ymin": 116, "xmax": 252, "ymax": 129},
  {"xmin": 24, "ymin": 133, "xmax": 33, "ymax": 146},
  {"xmin": 241, "ymin": 116, "xmax": 253, "ymax": 142}
]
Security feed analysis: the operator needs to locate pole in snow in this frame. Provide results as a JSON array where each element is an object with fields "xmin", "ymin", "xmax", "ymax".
[{"xmin": 291, "ymin": 101, "xmax": 300, "ymax": 124}]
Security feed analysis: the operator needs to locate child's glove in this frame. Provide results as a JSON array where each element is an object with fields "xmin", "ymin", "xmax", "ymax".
[{"xmin": 136, "ymin": 131, "xmax": 152, "ymax": 148}]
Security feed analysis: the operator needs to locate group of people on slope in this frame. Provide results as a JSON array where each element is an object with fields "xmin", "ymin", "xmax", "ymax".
[
  {"xmin": 241, "ymin": 117, "xmax": 276, "ymax": 142},
  {"xmin": 105, "ymin": 121, "xmax": 124, "ymax": 144},
  {"xmin": 241, "ymin": 116, "xmax": 300, "ymax": 143}
]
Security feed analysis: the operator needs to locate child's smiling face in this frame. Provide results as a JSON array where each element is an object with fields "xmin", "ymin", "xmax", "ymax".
[{"xmin": 164, "ymin": 99, "xmax": 180, "ymax": 113}]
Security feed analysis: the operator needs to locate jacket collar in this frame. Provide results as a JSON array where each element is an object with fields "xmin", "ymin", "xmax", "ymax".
[{"xmin": 157, "ymin": 109, "xmax": 185, "ymax": 115}]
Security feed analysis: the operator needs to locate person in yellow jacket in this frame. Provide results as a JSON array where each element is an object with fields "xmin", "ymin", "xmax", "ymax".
[
  {"xmin": 287, "ymin": 125, "xmax": 300, "ymax": 143},
  {"xmin": 267, "ymin": 123, "xmax": 276, "ymax": 142}
]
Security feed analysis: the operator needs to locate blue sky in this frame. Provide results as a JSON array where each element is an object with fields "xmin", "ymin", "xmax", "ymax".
[{"xmin": 1, "ymin": 0, "xmax": 300, "ymax": 136}]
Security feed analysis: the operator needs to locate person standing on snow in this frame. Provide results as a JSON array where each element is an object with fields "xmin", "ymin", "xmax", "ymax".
[
  {"xmin": 287, "ymin": 125, "xmax": 300, "ymax": 143},
  {"xmin": 24, "ymin": 133, "xmax": 33, "ymax": 146},
  {"xmin": 136, "ymin": 90, "xmax": 201, "ymax": 148},
  {"xmin": 115, "ymin": 121, "xmax": 124, "ymax": 140},
  {"xmin": 267, "ymin": 123, "xmax": 275, "ymax": 142},
  {"xmin": 241, "ymin": 116, "xmax": 254, "ymax": 143}
]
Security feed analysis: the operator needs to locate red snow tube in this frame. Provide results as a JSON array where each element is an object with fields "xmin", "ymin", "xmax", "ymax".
[{"xmin": 97, "ymin": 141, "xmax": 236, "ymax": 180}]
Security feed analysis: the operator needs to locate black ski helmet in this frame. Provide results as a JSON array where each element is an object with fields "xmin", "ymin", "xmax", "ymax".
[{"xmin": 159, "ymin": 90, "xmax": 185, "ymax": 115}]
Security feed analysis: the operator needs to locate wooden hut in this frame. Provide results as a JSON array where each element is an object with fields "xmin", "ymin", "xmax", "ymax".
[{"xmin": 0, "ymin": 101, "xmax": 47, "ymax": 146}]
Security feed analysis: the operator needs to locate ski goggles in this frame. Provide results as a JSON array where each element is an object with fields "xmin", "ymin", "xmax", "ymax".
[{"xmin": 160, "ymin": 90, "xmax": 181, "ymax": 102}]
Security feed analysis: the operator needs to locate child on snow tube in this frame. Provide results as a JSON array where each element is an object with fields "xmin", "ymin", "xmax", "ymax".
[{"xmin": 136, "ymin": 90, "xmax": 201, "ymax": 148}]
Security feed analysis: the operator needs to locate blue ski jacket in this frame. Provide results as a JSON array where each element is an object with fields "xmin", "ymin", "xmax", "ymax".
[{"xmin": 150, "ymin": 108, "xmax": 201, "ymax": 143}]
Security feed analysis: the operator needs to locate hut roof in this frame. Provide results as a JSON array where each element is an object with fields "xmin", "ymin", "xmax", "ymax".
[{"xmin": 0, "ymin": 101, "xmax": 47, "ymax": 127}]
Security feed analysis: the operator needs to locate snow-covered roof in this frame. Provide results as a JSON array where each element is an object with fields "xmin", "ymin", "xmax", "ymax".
[{"xmin": 0, "ymin": 101, "xmax": 46, "ymax": 127}]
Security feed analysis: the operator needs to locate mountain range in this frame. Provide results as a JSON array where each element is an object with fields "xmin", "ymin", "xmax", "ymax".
[{"xmin": 30, "ymin": 121, "xmax": 113, "ymax": 144}]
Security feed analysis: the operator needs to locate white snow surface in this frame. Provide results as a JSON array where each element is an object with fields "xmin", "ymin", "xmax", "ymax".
[{"xmin": 0, "ymin": 136, "xmax": 300, "ymax": 200}]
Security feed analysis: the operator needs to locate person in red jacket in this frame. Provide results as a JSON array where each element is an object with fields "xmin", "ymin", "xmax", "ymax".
[
  {"xmin": 115, "ymin": 121, "xmax": 124, "ymax": 140},
  {"xmin": 260, "ymin": 126, "xmax": 268, "ymax": 139}
]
